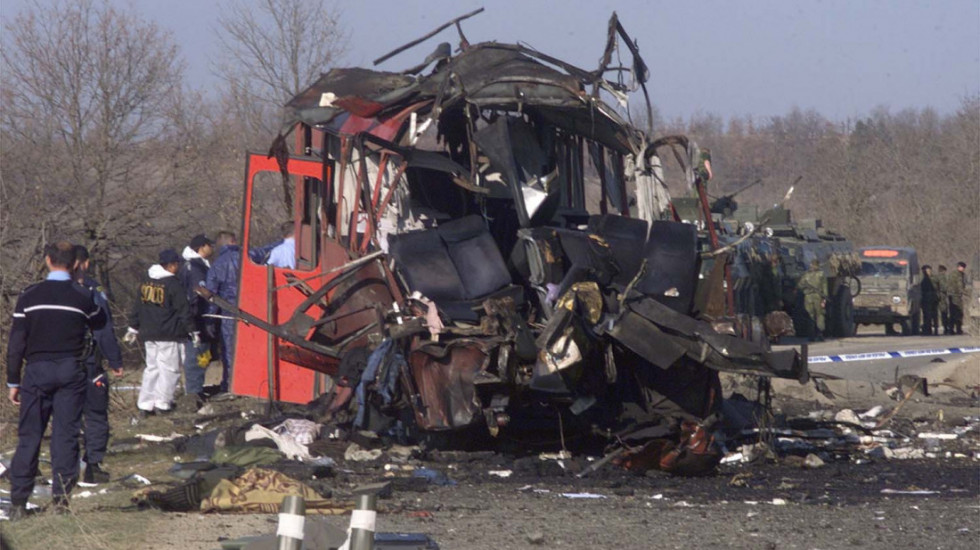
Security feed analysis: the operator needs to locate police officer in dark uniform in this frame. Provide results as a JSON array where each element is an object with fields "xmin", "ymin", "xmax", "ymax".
[
  {"xmin": 6, "ymin": 242, "xmax": 107, "ymax": 520},
  {"xmin": 72, "ymin": 245, "xmax": 124, "ymax": 483}
]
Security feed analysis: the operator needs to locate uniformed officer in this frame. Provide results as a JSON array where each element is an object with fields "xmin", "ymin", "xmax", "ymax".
[
  {"xmin": 6, "ymin": 242, "xmax": 107, "ymax": 520},
  {"xmin": 72, "ymin": 245, "xmax": 124, "ymax": 483},
  {"xmin": 797, "ymin": 259, "xmax": 827, "ymax": 341},
  {"xmin": 936, "ymin": 265, "xmax": 950, "ymax": 334}
]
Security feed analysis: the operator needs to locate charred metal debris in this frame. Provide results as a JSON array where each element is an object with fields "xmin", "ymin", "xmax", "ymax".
[{"xmin": 210, "ymin": 10, "xmax": 807, "ymax": 476}]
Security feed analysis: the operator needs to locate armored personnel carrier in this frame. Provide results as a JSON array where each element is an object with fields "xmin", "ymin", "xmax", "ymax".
[{"xmin": 674, "ymin": 189, "xmax": 860, "ymax": 339}]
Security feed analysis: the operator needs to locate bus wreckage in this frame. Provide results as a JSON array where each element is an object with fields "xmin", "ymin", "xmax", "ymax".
[{"xmin": 200, "ymin": 10, "xmax": 806, "ymax": 475}]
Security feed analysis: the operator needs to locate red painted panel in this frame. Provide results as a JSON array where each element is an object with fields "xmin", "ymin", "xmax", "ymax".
[{"xmin": 232, "ymin": 155, "xmax": 333, "ymax": 404}]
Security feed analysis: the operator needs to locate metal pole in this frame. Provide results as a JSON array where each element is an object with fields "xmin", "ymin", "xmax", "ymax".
[
  {"xmin": 276, "ymin": 495, "xmax": 305, "ymax": 550},
  {"xmin": 267, "ymin": 264, "xmax": 277, "ymax": 406},
  {"xmin": 349, "ymin": 493, "xmax": 377, "ymax": 550}
]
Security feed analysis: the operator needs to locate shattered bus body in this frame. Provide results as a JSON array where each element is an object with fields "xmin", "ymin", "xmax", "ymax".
[{"xmin": 206, "ymin": 11, "xmax": 806, "ymax": 473}]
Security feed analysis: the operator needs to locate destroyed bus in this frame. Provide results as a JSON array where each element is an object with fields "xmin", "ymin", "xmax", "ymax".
[{"xmin": 201, "ymin": 11, "xmax": 805, "ymax": 470}]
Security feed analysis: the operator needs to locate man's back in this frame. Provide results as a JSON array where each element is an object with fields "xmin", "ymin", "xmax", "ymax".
[
  {"xmin": 8, "ymin": 279, "xmax": 105, "ymax": 367},
  {"xmin": 132, "ymin": 267, "xmax": 191, "ymax": 341},
  {"xmin": 206, "ymin": 245, "xmax": 241, "ymax": 304}
]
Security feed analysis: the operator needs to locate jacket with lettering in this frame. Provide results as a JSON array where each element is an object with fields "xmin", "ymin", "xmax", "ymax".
[{"xmin": 129, "ymin": 264, "xmax": 193, "ymax": 342}]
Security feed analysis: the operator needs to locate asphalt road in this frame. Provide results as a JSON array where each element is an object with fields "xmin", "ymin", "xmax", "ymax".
[{"xmin": 775, "ymin": 332, "xmax": 980, "ymax": 384}]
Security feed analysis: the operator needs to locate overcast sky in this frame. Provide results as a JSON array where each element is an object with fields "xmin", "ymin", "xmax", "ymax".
[{"xmin": 2, "ymin": 0, "xmax": 978, "ymax": 121}]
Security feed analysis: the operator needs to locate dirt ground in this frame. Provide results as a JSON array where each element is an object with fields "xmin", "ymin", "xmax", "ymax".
[{"xmin": 1, "ymin": 346, "xmax": 979, "ymax": 549}]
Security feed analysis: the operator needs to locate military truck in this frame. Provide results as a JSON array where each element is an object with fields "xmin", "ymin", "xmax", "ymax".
[{"xmin": 852, "ymin": 247, "xmax": 919, "ymax": 335}]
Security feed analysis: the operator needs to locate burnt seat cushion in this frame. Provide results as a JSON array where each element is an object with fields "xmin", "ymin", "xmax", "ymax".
[
  {"xmin": 389, "ymin": 215, "xmax": 521, "ymax": 322},
  {"xmin": 388, "ymin": 229, "xmax": 467, "ymax": 302},
  {"xmin": 588, "ymin": 215, "xmax": 649, "ymax": 285},
  {"xmin": 438, "ymin": 215, "xmax": 512, "ymax": 300},
  {"xmin": 637, "ymin": 221, "xmax": 700, "ymax": 315}
]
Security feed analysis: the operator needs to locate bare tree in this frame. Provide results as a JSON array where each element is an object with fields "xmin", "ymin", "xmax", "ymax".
[
  {"xmin": 1, "ymin": 0, "xmax": 185, "ymax": 298},
  {"xmin": 215, "ymin": 0, "xmax": 349, "ymax": 142}
]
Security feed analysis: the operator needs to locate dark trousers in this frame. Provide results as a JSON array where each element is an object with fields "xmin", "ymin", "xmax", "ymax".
[
  {"xmin": 82, "ymin": 358, "xmax": 110, "ymax": 465},
  {"xmin": 940, "ymin": 305, "xmax": 950, "ymax": 334},
  {"xmin": 183, "ymin": 340, "xmax": 208, "ymax": 395},
  {"xmin": 10, "ymin": 357, "xmax": 86, "ymax": 503},
  {"xmin": 921, "ymin": 303, "xmax": 938, "ymax": 336},
  {"xmin": 950, "ymin": 303, "xmax": 964, "ymax": 334},
  {"xmin": 219, "ymin": 318, "xmax": 236, "ymax": 392}
]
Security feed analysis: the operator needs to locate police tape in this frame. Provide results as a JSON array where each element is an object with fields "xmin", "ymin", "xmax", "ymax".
[{"xmin": 808, "ymin": 346, "xmax": 980, "ymax": 364}]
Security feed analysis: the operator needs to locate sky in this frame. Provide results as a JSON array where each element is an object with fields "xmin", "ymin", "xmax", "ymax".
[{"xmin": 2, "ymin": 0, "xmax": 978, "ymax": 122}]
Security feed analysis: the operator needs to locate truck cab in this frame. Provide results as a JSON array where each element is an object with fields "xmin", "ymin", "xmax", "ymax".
[{"xmin": 853, "ymin": 247, "xmax": 919, "ymax": 334}]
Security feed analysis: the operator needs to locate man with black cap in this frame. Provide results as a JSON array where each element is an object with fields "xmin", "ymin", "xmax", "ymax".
[
  {"xmin": 6, "ymin": 242, "xmax": 107, "ymax": 519},
  {"xmin": 72, "ymin": 245, "xmax": 123, "ymax": 483},
  {"xmin": 124, "ymin": 249, "xmax": 195, "ymax": 415},
  {"xmin": 180, "ymin": 234, "xmax": 214, "ymax": 405}
]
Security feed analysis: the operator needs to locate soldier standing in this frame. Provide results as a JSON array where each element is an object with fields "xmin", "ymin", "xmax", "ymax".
[
  {"xmin": 949, "ymin": 262, "xmax": 967, "ymax": 335},
  {"xmin": 797, "ymin": 259, "xmax": 827, "ymax": 341},
  {"xmin": 936, "ymin": 265, "xmax": 950, "ymax": 334},
  {"xmin": 919, "ymin": 265, "xmax": 938, "ymax": 336}
]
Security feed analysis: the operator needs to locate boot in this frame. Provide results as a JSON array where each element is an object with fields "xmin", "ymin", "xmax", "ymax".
[
  {"xmin": 84, "ymin": 462, "xmax": 111, "ymax": 484},
  {"xmin": 49, "ymin": 495, "xmax": 70, "ymax": 515},
  {"xmin": 8, "ymin": 502, "xmax": 29, "ymax": 521}
]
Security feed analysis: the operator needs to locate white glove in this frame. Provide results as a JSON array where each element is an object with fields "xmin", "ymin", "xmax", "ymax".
[
  {"xmin": 123, "ymin": 328, "xmax": 138, "ymax": 344},
  {"xmin": 190, "ymin": 332, "xmax": 201, "ymax": 347}
]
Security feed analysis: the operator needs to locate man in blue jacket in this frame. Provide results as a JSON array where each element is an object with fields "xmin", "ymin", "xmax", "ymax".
[
  {"xmin": 179, "ymin": 234, "xmax": 213, "ymax": 406},
  {"xmin": 205, "ymin": 231, "xmax": 240, "ymax": 393},
  {"xmin": 72, "ymin": 246, "xmax": 123, "ymax": 484}
]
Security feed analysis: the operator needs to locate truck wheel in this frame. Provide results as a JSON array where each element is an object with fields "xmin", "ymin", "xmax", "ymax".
[{"xmin": 835, "ymin": 289, "xmax": 856, "ymax": 338}]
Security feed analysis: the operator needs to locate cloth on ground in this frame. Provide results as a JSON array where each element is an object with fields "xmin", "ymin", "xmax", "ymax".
[
  {"xmin": 273, "ymin": 418, "xmax": 321, "ymax": 446},
  {"xmin": 245, "ymin": 423, "xmax": 312, "ymax": 461},
  {"xmin": 211, "ymin": 445, "xmax": 283, "ymax": 468},
  {"xmin": 200, "ymin": 468, "xmax": 349, "ymax": 514}
]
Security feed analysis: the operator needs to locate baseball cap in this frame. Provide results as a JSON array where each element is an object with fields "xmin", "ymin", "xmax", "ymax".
[{"xmin": 159, "ymin": 248, "xmax": 181, "ymax": 265}]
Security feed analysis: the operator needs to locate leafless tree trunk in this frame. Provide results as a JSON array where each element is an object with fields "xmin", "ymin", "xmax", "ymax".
[{"xmin": 215, "ymin": 0, "xmax": 349, "ymax": 215}]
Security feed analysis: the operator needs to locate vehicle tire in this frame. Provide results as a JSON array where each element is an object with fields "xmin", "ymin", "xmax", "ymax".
[
  {"xmin": 835, "ymin": 288, "xmax": 856, "ymax": 338},
  {"xmin": 848, "ymin": 276, "xmax": 861, "ymax": 298}
]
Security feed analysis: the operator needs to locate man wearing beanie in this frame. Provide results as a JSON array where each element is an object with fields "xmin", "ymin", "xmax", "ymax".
[{"xmin": 124, "ymin": 249, "xmax": 195, "ymax": 415}]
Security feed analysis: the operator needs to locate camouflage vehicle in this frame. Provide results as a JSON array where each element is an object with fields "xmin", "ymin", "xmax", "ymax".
[
  {"xmin": 852, "ymin": 247, "xmax": 919, "ymax": 335},
  {"xmin": 674, "ymin": 198, "xmax": 860, "ymax": 339}
]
